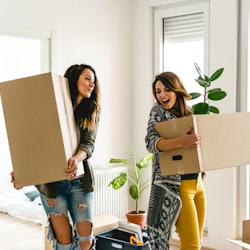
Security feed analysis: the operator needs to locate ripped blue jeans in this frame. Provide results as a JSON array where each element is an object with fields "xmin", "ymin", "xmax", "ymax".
[{"xmin": 40, "ymin": 178, "xmax": 94, "ymax": 250}]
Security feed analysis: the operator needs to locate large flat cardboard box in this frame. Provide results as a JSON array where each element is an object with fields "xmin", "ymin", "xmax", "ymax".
[
  {"xmin": 155, "ymin": 112, "xmax": 250, "ymax": 176},
  {"xmin": 0, "ymin": 73, "xmax": 83, "ymax": 188},
  {"xmin": 228, "ymin": 220, "xmax": 250, "ymax": 249}
]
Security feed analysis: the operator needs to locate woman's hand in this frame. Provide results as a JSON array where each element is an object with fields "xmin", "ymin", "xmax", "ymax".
[
  {"xmin": 65, "ymin": 150, "xmax": 87, "ymax": 180},
  {"xmin": 65, "ymin": 156, "xmax": 79, "ymax": 180},
  {"xmin": 181, "ymin": 127, "xmax": 201, "ymax": 149},
  {"xmin": 10, "ymin": 171, "xmax": 22, "ymax": 189}
]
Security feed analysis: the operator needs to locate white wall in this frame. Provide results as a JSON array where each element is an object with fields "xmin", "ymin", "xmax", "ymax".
[
  {"xmin": 130, "ymin": 0, "xmax": 153, "ymax": 211},
  {"xmin": 203, "ymin": 1, "xmax": 239, "ymax": 249}
]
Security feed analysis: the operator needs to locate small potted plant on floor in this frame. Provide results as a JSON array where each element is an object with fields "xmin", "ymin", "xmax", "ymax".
[{"xmin": 108, "ymin": 148, "xmax": 153, "ymax": 228}]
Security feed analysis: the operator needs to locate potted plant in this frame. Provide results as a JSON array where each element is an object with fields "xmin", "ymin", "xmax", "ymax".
[
  {"xmin": 108, "ymin": 148, "xmax": 153, "ymax": 228},
  {"xmin": 189, "ymin": 62, "xmax": 227, "ymax": 114}
]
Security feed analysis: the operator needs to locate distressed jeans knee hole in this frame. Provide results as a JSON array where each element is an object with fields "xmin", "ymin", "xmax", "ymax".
[{"xmin": 46, "ymin": 199, "xmax": 55, "ymax": 207}]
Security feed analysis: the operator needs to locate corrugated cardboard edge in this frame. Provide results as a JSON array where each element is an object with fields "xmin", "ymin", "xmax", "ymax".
[
  {"xmin": 51, "ymin": 74, "xmax": 84, "ymax": 176},
  {"xmin": 193, "ymin": 115, "xmax": 205, "ymax": 172}
]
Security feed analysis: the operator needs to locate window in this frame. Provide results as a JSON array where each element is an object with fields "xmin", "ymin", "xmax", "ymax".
[
  {"xmin": 0, "ymin": 24, "xmax": 52, "ymax": 188},
  {"xmin": 0, "ymin": 35, "xmax": 41, "ymax": 81},
  {"xmin": 154, "ymin": 1, "xmax": 209, "ymax": 106}
]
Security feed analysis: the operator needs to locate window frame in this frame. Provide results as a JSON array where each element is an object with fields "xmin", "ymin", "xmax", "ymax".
[
  {"xmin": 153, "ymin": 1, "xmax": 209, "ymax": 75},
  {"xmin": 238, "ymin": 0, "xmax": 250, "ymax": 226},
  {"xmin": 0, "ymin": 23, "xmax": 54, "ymax": 73}
]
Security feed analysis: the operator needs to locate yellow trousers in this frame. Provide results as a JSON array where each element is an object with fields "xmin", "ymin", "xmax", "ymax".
[{"xmin": 175, "ymin": 178, "xmax": 206, "ymax": 250}]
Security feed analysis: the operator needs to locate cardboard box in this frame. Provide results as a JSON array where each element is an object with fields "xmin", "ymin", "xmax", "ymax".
[
  {"xmin": 96, "ymin": 228, "xmax": 150, "ymax": 250},
  {"xmin": 155, "ymin": 112, "xmax": 250, "ymax": 176},
  {"xmin": 228, "ymin": 220, "xmax": 250, "ymax": 249},
  {"xmin": 0, "ymin": 73, "xmax": 83, "ymax": 188}
]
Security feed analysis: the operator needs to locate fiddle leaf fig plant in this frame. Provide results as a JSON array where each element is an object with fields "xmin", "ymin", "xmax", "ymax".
[
  {"xmin": 189, "ymin": 62, "xmax": 227, "ymax": 114},
  {"xmin": 108, "ymin": 148, "xmax": 153, "ymax": 214}
]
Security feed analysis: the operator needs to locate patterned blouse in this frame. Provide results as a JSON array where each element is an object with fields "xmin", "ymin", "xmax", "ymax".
[{"xmin": 145, "ymin": 104, "xmax": 182, "ymax": 249}]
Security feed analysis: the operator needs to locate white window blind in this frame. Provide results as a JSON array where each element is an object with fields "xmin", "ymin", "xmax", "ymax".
[{"xmin": 164, "ymin": 12, "xmax": 204, "ymax": 43}]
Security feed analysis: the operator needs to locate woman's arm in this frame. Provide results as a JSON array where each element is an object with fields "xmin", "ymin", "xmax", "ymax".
[
  {"xmin": 65, "ymin": 119, "xmax": 99, "ymax": 179},
  {"xmin": 156, "ymin": 127, "xmax": 200, "ymax": 152},
  {"xmin": 146, "ymin": 105, "xmax": 200, "ymax": 154}
]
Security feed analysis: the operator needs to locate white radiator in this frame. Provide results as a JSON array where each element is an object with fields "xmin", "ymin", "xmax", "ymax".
[{"xmin": 93, "ymin": 166, "xmax": 129, "ymax": 220}]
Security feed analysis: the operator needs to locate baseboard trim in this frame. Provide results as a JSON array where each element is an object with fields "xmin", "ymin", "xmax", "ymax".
[{"xmin": 170, "ymin": 239, "xmax": 218, "ymax": 250}]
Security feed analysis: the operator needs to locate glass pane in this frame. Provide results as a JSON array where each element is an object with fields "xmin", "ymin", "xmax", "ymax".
[
  {"xmin": 0, "ymin": 34, "xmax": 41, "ymax": 82},
  {"xmin": 163, "ymin": 38, "xmax": 204, "ymax": 107}
]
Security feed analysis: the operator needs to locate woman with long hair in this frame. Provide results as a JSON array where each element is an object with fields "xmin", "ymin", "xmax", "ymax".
[
  {"xmin": 12, "ymin": 64, "xmax": 101, "ymax": 250},
  {"xmin": 145, "ymin": 71, "xmax": 206, "ymax": 250}
]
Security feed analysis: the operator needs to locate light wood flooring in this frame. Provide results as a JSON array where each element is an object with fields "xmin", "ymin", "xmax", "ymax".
[
  {"xmin": 0, "ymin": 212, "xmax": 43, "ymax": 250},
  {"xmin": 0, "ymin": 212, "xmax": 213, "ymax": 250}
]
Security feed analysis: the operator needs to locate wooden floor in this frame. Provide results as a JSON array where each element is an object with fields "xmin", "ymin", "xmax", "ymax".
[
  {"xmin": 0, "ymin": 212, "xmax": 43, "ymax": 250},
  {"xmin": 0, "ymin": 212, "xmax": 213, "ymax": 250}
]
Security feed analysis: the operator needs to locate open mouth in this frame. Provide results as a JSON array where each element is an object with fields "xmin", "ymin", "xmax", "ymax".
[{"xmin": 162, "ymin": 99, "xmax": 170, "ymax": 105}]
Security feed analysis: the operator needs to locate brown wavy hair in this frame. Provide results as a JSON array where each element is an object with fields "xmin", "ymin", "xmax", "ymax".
[
  {"xmin": 64, "ymin": 64, "xmax": 101, "ymax": 130},
  {"xmin": 152, "ymin": 71, "xmax": 192, "ymax": 117}
]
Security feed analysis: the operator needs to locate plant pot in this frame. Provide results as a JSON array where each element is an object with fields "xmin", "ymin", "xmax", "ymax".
[{"xmin": 126, "ymin": 210, "xmax": 147, "ymax": 228}]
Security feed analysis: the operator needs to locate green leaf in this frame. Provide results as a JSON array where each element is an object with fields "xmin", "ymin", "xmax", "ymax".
[
  {"xmin": 129, "ymin": 185, "xmax": 139, "ymax": 200},
  {"xmin": 194, "ymin": 62, "xmax": 203, "ymax": 77},
  {"xmin": 193, "ymin": 102, "xmax": 209, "ymax": 114},
  {"xmin": 208, "ymin": 90, "xmax": 227, "ymax": 101},
  {"xmin": 204, "ymin": 75, "xmax": 210, "ymax": 82},
  {"xmin": 209, "ymin": 68, "xmax": 224, "ymax": 81},
  {"xmin": 195, "ymin": 79, "xmax": 210, "ymax": 88},
  {"xmin": 189, "ymin": 92, "xmax": 202, "ymax": 100},
  {"xmin": 191, "ymin": 104, "xmax": 196, "ymax": 112},
  {"xmin": 109, "ymin": 158, "xmax": 129, "ymax": 164},
  {"xmin": 139, "ymin": 153, "xmax": 153, "ymax": 168},
  {"xmin": 207, "ymin": 88, "xmax": 221, "ymax": 93},
  {"xmin": 209, "ymin": 106, "xmax": 220, "ymax": 114},
  {"xmin": 198, "ymin": 75, "xmax": 205, "ymax": 81},
  {"xmin": 108, "ymin": 172, "xmax": 127, "ymax": 190}
]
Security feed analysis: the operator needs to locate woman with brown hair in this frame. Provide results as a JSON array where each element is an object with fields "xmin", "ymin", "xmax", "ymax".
[
  {"xmin": 145, "ymin": 71, "xmax": 206, "ymax": 250},
  {"xmin": 12, "ymin": 64, "xmax": 101, "ymax": 250}
]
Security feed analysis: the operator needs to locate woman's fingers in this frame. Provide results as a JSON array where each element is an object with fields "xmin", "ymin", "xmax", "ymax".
[{"xmin": 10, "ymin": 172, "xmax": 22, "ymax": 189}]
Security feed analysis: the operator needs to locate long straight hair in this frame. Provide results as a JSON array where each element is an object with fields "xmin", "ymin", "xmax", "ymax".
[
  {"xmin": 152, "ymin": 71, "xmax": 192, "ymax": 117},
  {"xmin": 64, "ymin": 64, "xmax": 101, "ymax": 130}
]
